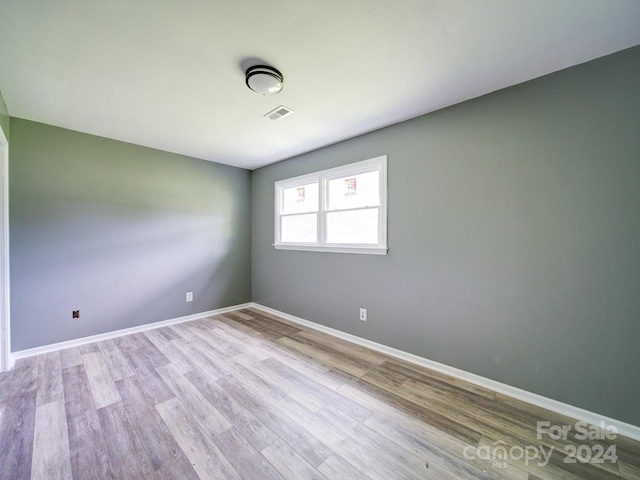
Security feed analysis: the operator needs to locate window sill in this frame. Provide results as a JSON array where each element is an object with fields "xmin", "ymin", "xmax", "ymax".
[{"xmin": 273, "ymin": 244, "xmax": 388, "ymax": 255}]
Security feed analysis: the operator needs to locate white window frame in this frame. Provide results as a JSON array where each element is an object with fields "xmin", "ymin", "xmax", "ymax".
[{"xmin": 274, "ymin": 155, "xmax": 387, "ymax": 255}]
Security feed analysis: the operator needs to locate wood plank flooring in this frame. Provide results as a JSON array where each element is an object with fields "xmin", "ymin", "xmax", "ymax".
[{"xmin": 0, "ymin": 308, "xmax": 638, "ymax": 479}]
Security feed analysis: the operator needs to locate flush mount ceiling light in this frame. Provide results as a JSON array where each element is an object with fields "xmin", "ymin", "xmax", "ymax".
[{"xmin": 245, "ymin": 65, "xmax": 284, "ymax": 95}]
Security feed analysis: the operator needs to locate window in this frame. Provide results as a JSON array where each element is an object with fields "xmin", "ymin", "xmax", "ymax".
[{"xmin": 275, "ymin": 156, "xmax": 387, "ymax": 254}]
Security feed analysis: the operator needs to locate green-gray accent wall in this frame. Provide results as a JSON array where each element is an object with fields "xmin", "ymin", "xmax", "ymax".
[
  {"xmin": 252, "ymin": 46, "xmax": 640, "ymax": 426},
  {"xmin": 10, "ymin": 119, "xmax": 251, "ymax": 350}
]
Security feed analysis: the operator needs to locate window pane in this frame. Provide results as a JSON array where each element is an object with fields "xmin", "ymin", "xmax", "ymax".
[
  {"xmin": 327, "ymin": 170, "xmax": 379, "ymax": 211},
  {"xmin": 274, "ymin": 156, "xmax": 387, "ymax": 253},
  {"xmin": 281, "ymin": 214, "xmax": 317, "ymax": 243},
  {"xmin": 282, "ymin": 182, "xmax": 318, "ymax": 214},
  {"xmin": 326, "ymin": 209, "xmax": 378, "ymax": 244}
]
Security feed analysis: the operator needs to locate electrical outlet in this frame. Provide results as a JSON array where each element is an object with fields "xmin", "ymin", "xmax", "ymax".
[
  {"xmin": 72, "ymin": 310, "xmax": 80, "ymax": 319},
  {"xmin": 186, "ymin": 292, "xmax": 193, "ymax": 302},
  {"xmin": 359, "ymin": 308, "xmax": 367, "ymax": 321}
]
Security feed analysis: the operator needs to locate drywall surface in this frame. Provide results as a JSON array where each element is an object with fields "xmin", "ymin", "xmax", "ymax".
[
  {"xmin": 11, "ymin": 119, "xmax": 251, "ymax": 350},
  {"xmin": 252, "ymin": 46, "xmax": 640, "ymax": 426}
]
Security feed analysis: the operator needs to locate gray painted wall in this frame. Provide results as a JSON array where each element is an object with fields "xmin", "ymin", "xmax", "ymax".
[
  {"xmin": 252, "ymin": 46, "xmax": 640, "ymax": 426},
  {"xmin": 10, "ymin": 119, "xmax": 251, "ymax": 350}
]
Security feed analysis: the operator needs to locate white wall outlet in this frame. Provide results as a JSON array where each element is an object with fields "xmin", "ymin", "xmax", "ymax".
[
  {"xmin": 186, "ymin": 292, "xmax": 193, "ymax": 302},
  {"xmin": 359, "ymin": 308, "xmax": 367, "ymax": 321}
]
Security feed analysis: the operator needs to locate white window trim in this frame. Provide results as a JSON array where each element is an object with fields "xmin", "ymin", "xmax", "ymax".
[{"xmin": 274, "ymin": 156, "xmax": 388, "ymax": 255}]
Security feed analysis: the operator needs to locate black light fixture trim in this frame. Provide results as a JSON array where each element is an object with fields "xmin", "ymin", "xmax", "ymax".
[{"xmin": 246, "ymin": 65, "xmax": 284, "ymax": 95}]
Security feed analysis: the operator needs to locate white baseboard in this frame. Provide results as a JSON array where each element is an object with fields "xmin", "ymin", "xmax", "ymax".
[
  {"xmin": 250, "ymin": 302, "xmax": 640, "ymax": 442},
  {"xmin": 11, "ymin": 301, "xmax": 639, "ymax": 441},
  {"xmin": 11, "ymin": 303, "xmax": 252, "ymax": 361}
]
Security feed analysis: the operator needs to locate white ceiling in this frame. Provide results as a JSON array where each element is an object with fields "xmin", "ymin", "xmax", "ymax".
[{"xmin": 1, "ymin": 1, "xmax": 639, "ymax": 170}]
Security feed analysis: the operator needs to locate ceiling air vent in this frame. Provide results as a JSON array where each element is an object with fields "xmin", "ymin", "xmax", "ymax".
[{"xmin": 264, "ymin": 105, "xmax": 294, "ymax": 120}]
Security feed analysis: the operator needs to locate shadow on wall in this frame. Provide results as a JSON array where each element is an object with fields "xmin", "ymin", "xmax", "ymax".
[{"xmin": 10, "ymin": 118, "xmax": 252, "ymax": 351}]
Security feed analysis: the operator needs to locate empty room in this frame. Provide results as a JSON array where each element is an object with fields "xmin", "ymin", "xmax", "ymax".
[{"xmin": 0, "ymin": 1, "xmax": 639, "ymax": 479}]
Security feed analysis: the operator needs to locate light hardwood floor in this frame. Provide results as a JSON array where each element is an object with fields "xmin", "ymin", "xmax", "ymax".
[{"xmin": 0, "ymin": 308, "xmax": 638, "ymax": 479}]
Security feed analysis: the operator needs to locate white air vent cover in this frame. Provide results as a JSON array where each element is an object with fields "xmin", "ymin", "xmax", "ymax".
[{"xmin": 264, "ymin": 105, "xmax": 294, "ymax": 120}]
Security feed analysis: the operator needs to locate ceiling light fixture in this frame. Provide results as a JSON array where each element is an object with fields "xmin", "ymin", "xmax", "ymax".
[{"xmin": 245, "ymin": 65, "xmax": 284, "ymax": 95}]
